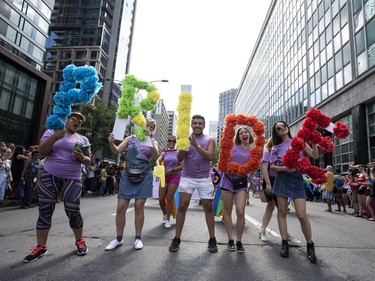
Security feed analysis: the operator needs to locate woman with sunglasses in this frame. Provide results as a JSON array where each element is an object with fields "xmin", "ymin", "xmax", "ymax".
[
  {"xmin": 24, "ymin": 110, "xmax": 91, "ymax": 262},
  {"xmin": 270, "ymin": 121, "xmax": 319, "ymax": 263},
  {"xmin": 156, "ymin": 135, "xmax": 183, "ymax": 228}
]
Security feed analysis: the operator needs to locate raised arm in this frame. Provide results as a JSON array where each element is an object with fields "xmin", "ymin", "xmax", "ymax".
[{"xmin": 108, "ymin": 134, "xmax": 130, "ymax": 155}]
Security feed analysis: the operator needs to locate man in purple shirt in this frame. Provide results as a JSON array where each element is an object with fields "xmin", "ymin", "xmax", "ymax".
[{"xmin": 168, "ymin": 115, "xmax": 217, "ymax": 253}]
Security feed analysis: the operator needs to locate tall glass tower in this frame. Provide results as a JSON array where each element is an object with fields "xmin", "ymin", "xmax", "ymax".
[
  {"xmin": 236, "ymin": 0, "xmax": 375, "ymax": 171},
  {"xmin": 43, "ymin": 0, "xmax": 136, "ymax": 113}
]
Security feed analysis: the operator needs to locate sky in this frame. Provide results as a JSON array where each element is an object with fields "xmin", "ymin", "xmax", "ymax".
[{"xmin": 128, "ymin": 0, "xmax": 272, "ymax": 130}]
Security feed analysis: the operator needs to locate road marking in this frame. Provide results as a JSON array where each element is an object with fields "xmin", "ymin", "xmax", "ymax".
[{"xmin": 245, "ymin": 213, "xmax": 281, "ymax": 238}]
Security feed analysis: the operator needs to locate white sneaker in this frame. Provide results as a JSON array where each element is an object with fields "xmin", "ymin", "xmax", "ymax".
[
  {"xmin": 164, "ymin": 220, "xmax": 171, "ymax": 228},
  {"xmin": 162, "ymin": 215, "xmax": 167, "ymax": 224},
  {"xmin": 287, "ymin": 235, "xmax": 301, "ymax": 247},
  {"xmin": 134, "ymin": 239, "xmax": 143, "ymax": 250},
  {"xmin": 105, "ymin": 239, "xmax": 123, "ymax": 251},
  {"xmin": 259, "ymin": 231, "xmax": 268, "ymax": 242}
]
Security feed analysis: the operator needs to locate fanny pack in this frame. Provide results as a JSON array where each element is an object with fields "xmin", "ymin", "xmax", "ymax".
[
  {"xmin": 225, "ymin": 174, "xmax": 248, "ymax": 190},
  {"xmin": 126, "ymin": 168, "xmax": 149, "ymax": 184}
]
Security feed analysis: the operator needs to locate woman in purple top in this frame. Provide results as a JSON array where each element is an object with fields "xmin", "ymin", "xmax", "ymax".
[
  {"xmin": 220, "ymin": 126, "xmax": 252, "ymax": 253},
  {"xmin": 270, "ymin": 121, "xmax": 319, "ymax": 263},
  {"xmin": 106, "ymin": 118, "xmax": 159, "ymax": 251},
  {"xmin": 156, "ymin": 135, "xmax": 183, "ymax": 228},
  {"xmin": 24, "ymin": 111, "xmax": 91, "ymax": 263}
]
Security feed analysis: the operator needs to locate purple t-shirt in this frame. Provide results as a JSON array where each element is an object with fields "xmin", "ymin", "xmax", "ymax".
[
  {"xmin": 270, "ymin": 139, "xmax": 292, "ymax": 166},
  {"xmin": 41, "ymin": 130, "xmax": 90, "ymax": 179},
  {"xmin": 181, "ymin": 134, "xmax": 212, "ymax": 179},
  {"xmin": 160, "ymin": 149, "xmax": 180, "ymax": 174},
  {"xmin": 220, "ymin": 144, "xmax": 251, "ymax": 190},
  {"xmin": 262, "ymin": 150, "xmax": 277, "ymax": 177},
  {"xmin": 270, "ymin": 139, "xmax": 303, "ymax": 167},
  {"xmin": 128, "ymin": 137, "xmax": 152, "ymax": 159}
]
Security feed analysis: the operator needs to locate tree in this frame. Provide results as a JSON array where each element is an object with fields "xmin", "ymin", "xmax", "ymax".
[
  {"xmin": 212, "ymin": 144, "xmax": 221, "ymax": 165},
  {"xmin": 76, "ymin": 98, "xmax": 116, "ymax": 156}
]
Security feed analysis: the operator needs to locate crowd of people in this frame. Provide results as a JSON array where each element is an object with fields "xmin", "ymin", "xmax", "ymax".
[{"xmin": 1, "ymin": 111, "xmax": 374, "ymax": 266}]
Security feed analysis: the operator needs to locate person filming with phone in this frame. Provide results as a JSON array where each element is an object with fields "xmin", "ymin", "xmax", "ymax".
[{"xmin": 24, "ymin": 110, "xmax": 91, "ymax": 263}]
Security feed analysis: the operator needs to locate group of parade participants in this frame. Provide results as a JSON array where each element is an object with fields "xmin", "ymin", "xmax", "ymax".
[{"xmin": 25, "ymin": 109, "xmax": 363, "ymax": 265}]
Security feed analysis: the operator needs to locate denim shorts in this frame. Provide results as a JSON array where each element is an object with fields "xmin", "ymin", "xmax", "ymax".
[{"xmin": 273, "ymin": 171, "xmax": 306, "ymax": 199}]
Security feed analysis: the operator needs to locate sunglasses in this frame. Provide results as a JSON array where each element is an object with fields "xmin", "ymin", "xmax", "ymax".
[
  {"xmin": 70, "ymin": 116, "xmax": 83, "ymax": 124},
  {"xmin": 276, "ymin": 124, "xmax": 287, "ymax": 131},
  {"xmin": 168, "ymin": 140, "xmax": 176, "ymax": 143}
]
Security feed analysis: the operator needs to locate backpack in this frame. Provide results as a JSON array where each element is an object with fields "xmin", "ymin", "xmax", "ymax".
[{"xmin": 336, "ymin": 176, "xmax": 344, "ymax": 187}]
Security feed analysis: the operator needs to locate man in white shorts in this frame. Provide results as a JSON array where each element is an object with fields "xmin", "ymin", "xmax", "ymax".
[{"xmin": 168, "ymin": 115, "xmax": 217, "ymax": 253}]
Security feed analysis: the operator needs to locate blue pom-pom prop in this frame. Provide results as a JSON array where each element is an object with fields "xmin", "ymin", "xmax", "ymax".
[{"xmin": 46, "ymin": 64, "xmax": 102, "ymax": 130}]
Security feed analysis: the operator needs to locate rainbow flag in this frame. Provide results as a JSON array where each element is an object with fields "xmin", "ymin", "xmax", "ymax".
[{"xmin": 212, "ymin": 185, "xmax": 223, "ymax": 217}]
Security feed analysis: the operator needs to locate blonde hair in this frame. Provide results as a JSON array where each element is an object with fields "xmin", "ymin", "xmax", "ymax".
[{"xmin": 146, "ymin": 118, "xmax": 157, "ymax": 131}]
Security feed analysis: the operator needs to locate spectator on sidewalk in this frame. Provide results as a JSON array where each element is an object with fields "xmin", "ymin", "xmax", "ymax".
[
  {"xmin": 334, "ymin": 169, "xmax": 346, "ymax": 212},
  {"xmin": 20, "ymin": 151, "xmax": 41, "ymax": 208},
  {"xmin": 0, "ymin": 147, "xmax": 13, "ymax": 203},
  {"xmin": 10, "ymin": 146, "xmax": 28, "ymax": 200},
  {"xmin": 365, "ymin": 165, "xmax": 375, "ymax": 221},
  {"xmin": 321, "ymin": 166, "xmax": 335, "ymax": 212}
]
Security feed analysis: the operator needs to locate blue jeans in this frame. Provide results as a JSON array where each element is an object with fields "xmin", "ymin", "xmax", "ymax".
[{"xmin": 99, "ymin": 180, "xmax": 106, "ymax": 196}]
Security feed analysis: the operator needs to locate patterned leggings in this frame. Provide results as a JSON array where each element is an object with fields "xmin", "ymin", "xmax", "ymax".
[{"xmin": 37, "ymin": 169, "xmax": 83, "ymax": 230}]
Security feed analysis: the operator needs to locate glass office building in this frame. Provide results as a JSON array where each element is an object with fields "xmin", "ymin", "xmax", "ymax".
[
  {"xmin": 44, "ymin": 0, "xmax": 136, "ymax": 114},
  {"xmin": 218, "ymin": 88, "xmax": 237, "ymax": 143},
  {"xmin": 0, "ymin": 0, "xmax": 53, "ymax": 146},
  {"xmin": 236, "ymin": 0, "xmax": 375, "ymax": 171}
]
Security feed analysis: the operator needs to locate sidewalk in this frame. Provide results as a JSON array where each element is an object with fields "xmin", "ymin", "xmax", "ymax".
[{"xmin": 0, "ymin": 198, "xmax": 23, "ymax": 208}]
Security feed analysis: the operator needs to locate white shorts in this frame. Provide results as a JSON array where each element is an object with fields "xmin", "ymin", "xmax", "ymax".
[{"xmin": 178, "ymin": 176, "xmax": 214, "ymax": 200}]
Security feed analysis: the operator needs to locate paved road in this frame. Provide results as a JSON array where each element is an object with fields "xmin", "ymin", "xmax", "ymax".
[{"xmin": 1, "ymin": 194, "xmax": 374, "ymax": 281}]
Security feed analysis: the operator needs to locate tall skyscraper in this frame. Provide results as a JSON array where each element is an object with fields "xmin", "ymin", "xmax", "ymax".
[
  {"xmin": 167, "ymin": 110, "xmax": 177, "ymax": 137},
  {"xmin": 0, "ymin": 0, "xmax": 54, "ymax": 145},
  {"xmin": 149, "ymin": 99, "xmax": 169, "ymax": 151},
  {"xmin": 236, "ymin": 0, "xmax": 375, "ymax": 171},
  {"xmin": 218, "ymin": 88, "xmax": 237, "ymax": 142},
  {"xmin": 209, "ymin": 120, "xmax": 218, "ymax": 141},
  {"xmin": 43, "ymin": 0, "xmax": 136, "ymax": 114}
]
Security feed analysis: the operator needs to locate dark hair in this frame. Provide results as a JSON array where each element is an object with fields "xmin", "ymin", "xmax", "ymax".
[
  {"xmin": 271, "ymin": 121, "xmax": 293, "ymax": 145},
  {"xmin": 191, "ymin": 115, "xmax": 205, "ymax": 125},
  {"xmin": 167, "ymin": 135, "xmax": 177, "ymax": 141},
  {"xmin": 336, "ymin": 169, "xmax": 341, "ymax": 174},
  {"xmin": 13, "ymin": 145, "xmax": 25, "ymax": 157},
  {"xmin": 31, "ymin": 150, "xmax": 39, "ymax": 157},
  {"xmin": 234, "ymin": 126, "xmax": 253, "ymax": 145}
]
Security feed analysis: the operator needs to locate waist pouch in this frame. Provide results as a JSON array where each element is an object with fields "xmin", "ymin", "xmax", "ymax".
[{"xmin": 126, "ymin": 168, "xmax": 149, "ymax": 184}]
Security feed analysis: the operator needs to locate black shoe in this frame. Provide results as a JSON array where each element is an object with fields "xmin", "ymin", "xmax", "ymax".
[
  {"xmin": 208, "ymin": 237, "xmax": 218, "ymax": 253},
  {"xmin": 24, "ymin": 245, "xmax": 47, "ymax": 263},
  {"xmin": 280, "ymin": 240, "xmax": 289, "ymax": 258},
  {"xmin": 236, "ymin": 241, "xmax": 245, "ymax": 254},
  {"xmin": 307, "ymin": 242, "xmax": 317, "ymax": 264},
  {"xmin": 169, "ymin": 237, "xmax": 181, "ymax": 252},
  {"xmin": 227, "ymin": 239, "xmax": 235, "ymax": 252},
  {"xmin": 75, "ymin": 238, "xmax": 88, "ymax": 255}
]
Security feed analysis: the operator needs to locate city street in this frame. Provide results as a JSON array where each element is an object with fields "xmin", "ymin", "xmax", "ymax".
[{"xmin": 1, "ymin": 194, "xmax": 374, "ymax": 281}]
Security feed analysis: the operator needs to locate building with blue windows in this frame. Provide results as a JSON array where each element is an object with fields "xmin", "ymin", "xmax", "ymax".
[
  {"xmin": 236, "ymin": 0, "xmax": 375, "ymax": 171},
  {"xmin": 0, "ymin": 0, "xmax": 54, "ymax": 145}
]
